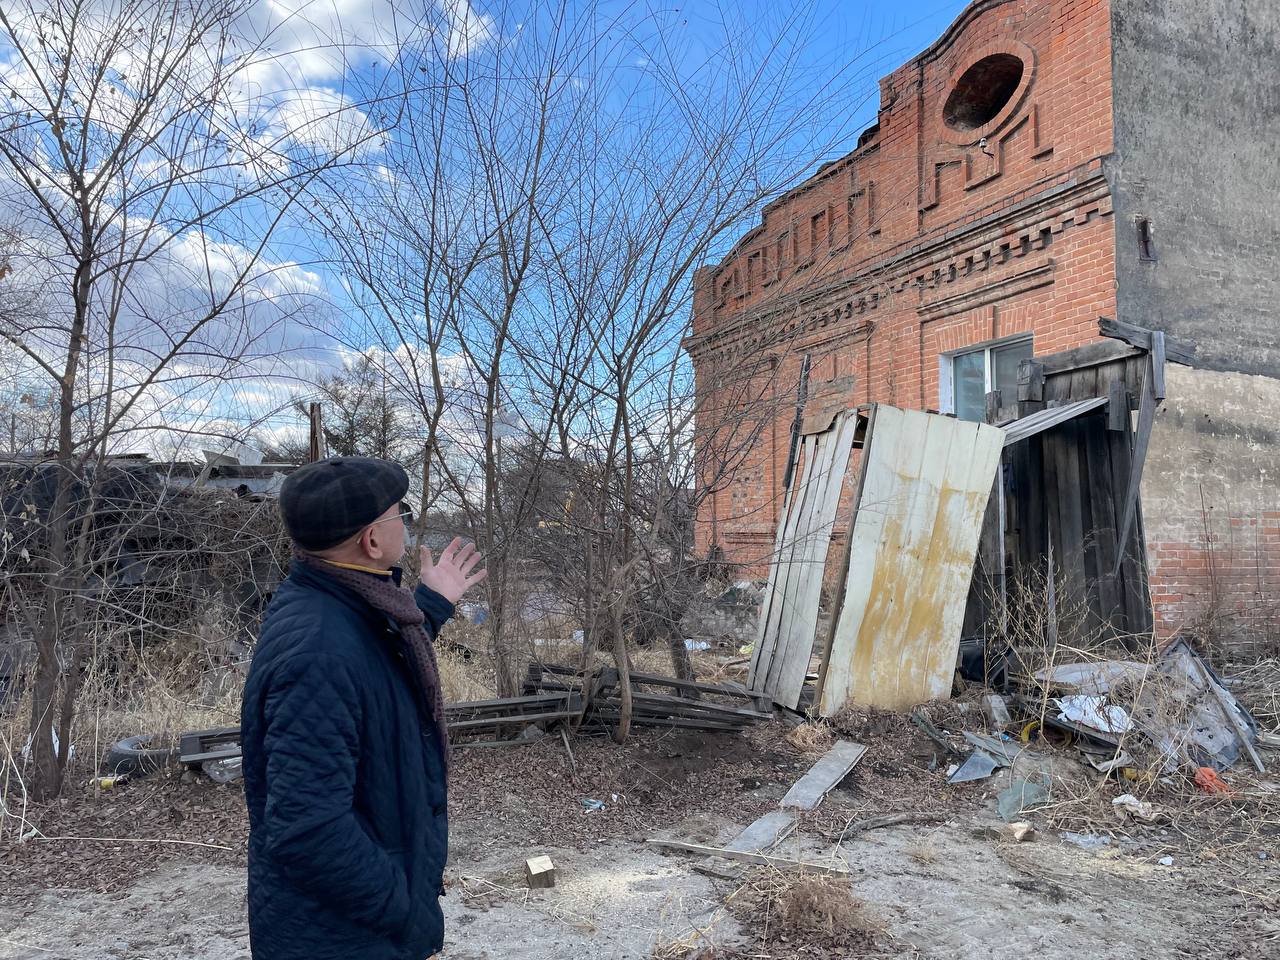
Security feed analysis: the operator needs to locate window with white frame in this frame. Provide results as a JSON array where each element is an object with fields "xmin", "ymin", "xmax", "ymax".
[{"xmin": 943, "ymin": 336, "xmax": 1032, "ymax": 422}]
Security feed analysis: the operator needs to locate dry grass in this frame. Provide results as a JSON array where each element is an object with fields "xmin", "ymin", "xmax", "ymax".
[
  {"xmin": 785, "ymin": 722, "xmax": 835, "ymax": 754},
  {"xmin": 437, "ymin": 647, "xmax": 498, "ymax": 703},
  {"xmin": 906, "ymin": 838, "xmax": 938, "ymax": 864},
  {"xmin": 1225, "ymin": 658, "xmax": 1280, "ymax": 732},
  {"xmin": 725, "ymin": 866, "xmax": 885, "ymax": 954},
  {"xmin": 651, "ymin": 925, "xmax": 720, "ymax": 960},
  {"xmin": 780, "ymin": 874, "xmax": 881, "ymax": 940},
  {"xmin": 1, "ymin": 627, "xmax": 245, "ymax": 841}
]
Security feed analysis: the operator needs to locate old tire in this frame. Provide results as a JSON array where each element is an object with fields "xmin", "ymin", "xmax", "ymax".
[{"xmin": 102, "ymin": 734, "xmax": 178, "ymax": 778}]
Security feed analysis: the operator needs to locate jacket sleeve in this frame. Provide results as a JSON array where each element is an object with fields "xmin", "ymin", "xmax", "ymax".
[
  {"xmin": 414, "ymin": 584, "xmax": 455, "ymax": 638},
  {"xmin": 261, "ymin": 653, "xmax": 411, "ymax": 936}
]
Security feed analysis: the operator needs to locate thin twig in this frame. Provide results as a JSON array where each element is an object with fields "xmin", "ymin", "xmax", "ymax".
[
  {"xmin": 32, "ymin": 835, "xmax": 234, "ymax": 851},
  {"xmin": 0, "ymin": 937, "xmax": 55, "ymax": 953}
]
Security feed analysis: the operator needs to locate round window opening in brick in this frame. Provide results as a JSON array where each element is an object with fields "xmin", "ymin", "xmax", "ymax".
[{"xmin": 943, "ymin": 53, "xmax": 1024, "ymax": 132}]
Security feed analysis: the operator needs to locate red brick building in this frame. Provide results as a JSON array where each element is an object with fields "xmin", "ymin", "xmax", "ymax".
[{"xmin": 687, "ymin": 0, "xmax": 1280, "ymax": 641}]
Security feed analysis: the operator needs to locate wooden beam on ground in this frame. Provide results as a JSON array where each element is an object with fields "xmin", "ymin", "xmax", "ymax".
[
  {"xmin": 446, "ymin": 692, "xmax": 573, "ymax": 713},
  {"xmin": 590, "ymin": 710, "xmax": 745, "ymax": 732},
  {"xmin": 626, "ymin": 670, "xmax": 758, "ymax": 701},
  {"xmin": 645, "ymin": 839, "xmax": 850, "ymax": 876},
  {"xmin": 630, "ymin": 691, "xmax": 771, "ymax": 721},
  {"xmin": 781, "ymin": 740, "xmax": 868, "ymax": 810},
  {"xmin": 447, "ymin": 710, "xmax": 575, "ymax": 731},
  {"xmin": 726, "ymin": 810, "xmax": 798, "ymax": 854}
]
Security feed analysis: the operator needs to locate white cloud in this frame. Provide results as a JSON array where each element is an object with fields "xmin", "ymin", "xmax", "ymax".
[{"xmin": 267, "ymin": 86, "xmax": 383, "ymax": 156}]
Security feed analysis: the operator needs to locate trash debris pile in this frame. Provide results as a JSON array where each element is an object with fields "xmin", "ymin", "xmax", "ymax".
[{"xmin": 923, "ymin": 635, "xmax": 1271, "ymax": 831}]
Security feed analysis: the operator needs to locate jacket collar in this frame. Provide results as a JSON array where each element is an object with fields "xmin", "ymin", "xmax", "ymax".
[
  {"xmin": 287, "ymin": 560, "xmax": 388, "ymax": 623},
  {"xmin": 323, "ymin": 559, "xmax": 405, "ymax": 587}
]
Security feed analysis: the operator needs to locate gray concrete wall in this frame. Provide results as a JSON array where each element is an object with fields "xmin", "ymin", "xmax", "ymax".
[
  {"xmin": 1108, "ymin": 0, "xmax": 1280, "ymax": 377},
  {"xmin": 1108, "ymin": 0, "xmax": 1280, "ymax": 642}
]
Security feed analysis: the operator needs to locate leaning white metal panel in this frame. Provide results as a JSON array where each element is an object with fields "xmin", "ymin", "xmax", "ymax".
[
  {"xmin": 748, "ymin": 434, "xmax": 815, "ymax": 688},
  {"xmin": 765, "ymin": 412, "xmax": 859, "ymax": 709},
  {"xmin": 749, "ymin": 412, "xmax": 858, "ymax": 708},
  {"xmin": 818, "ymin": 405, "xmax": 1005, "ymax": 714}
]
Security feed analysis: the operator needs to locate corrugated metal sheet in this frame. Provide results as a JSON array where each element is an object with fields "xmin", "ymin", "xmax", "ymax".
[
  {"xmin": 818, "ymin": 405, "xmax": 1004, "ymax": 714},
  {"xmin": 1000, "ymin": 396, "xmax": 1108, "ymax": 446},
  {"xmin": 749, "ymin": 410, "xmax": 859, "ymax": 710}
]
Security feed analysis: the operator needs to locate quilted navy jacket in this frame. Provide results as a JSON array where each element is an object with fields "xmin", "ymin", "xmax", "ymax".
[{"xmin": 241, "ymin": 561, "xmax": 453, "ymax": 960}]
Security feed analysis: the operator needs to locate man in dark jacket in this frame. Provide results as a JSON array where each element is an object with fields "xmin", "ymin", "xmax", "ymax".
[{"xmin": 241, "ymin": 456, "xmax": 486, "ymax": 960}]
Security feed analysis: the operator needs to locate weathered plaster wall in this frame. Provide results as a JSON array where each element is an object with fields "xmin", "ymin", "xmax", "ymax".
[
  {"xmin": 1143, "ymin": 366, "xmax": 1280, "ymax": 641},
  {"xmin": 1109, "ymin": 0, "xmax": 1280, "ymax": 637},
  {"xmin": 1109, "ymin": 0, "xmax": 1280, "ymax": 376}
]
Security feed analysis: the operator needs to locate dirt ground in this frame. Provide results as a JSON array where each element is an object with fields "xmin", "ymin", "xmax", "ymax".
[{"xmin": 2, "ymin": 716, "xmax": 1278, "ymax": 960}]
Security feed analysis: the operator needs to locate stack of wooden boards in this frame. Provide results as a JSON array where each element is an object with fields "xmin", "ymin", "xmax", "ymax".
[
  {"xmin": 445, "ymin": 691, "xmax": 584, "ymax": 743},
  {"xmin": 521, "ymin": 662, "xmax": 771, "ymax": 737},
  {"xmin": 175, "ymin": 662, "xmax": 769, "ymax": 759}
]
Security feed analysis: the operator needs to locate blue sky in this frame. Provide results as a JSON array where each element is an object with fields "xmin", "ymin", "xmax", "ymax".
[
  {"xmin": 258, "ymin": 0, "xmax": 978, "ymax": 447},
  {"xmin": 0, "ymin": 0, "xmax": 974, "ymax": 456}
]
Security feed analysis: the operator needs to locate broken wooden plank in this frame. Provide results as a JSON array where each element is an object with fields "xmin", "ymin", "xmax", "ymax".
[
  {"xmin": 1017, "ymin": 359, "xmax": 1045, "ymax": 402},
  {"xmin": 768, "ymin": 414, "xmax": 858, "ymax": 708},
  {"xmin": 726, "ymin": 810, "xmax": 798, "ymax": 854},
  {"xmin": 627, "ymin": 673, "xmax": 757, "ymax": 700},
  {"xmin": 589, "ymin": 710, "xmax": 745, "ymax": 732},
  {"xmin": 447, "ymin": 710, "xmax": 575, "ymax": 731},
  {"xmin": 1113, "ymin": 354, "xmax": 1157, "ymax": 577},
  {"xmin": 645, "ymin": 839, "xmax": 850, "ymax": 876},
  {"xmin": 629, "ymin": 691, "xmax": 770, "ymax": 720},
  {"xmin": 813, "ymin": 407, "xmax": 877, "ymax": 711},
  {"xmin": 445, "ymin": 692, "xmax": 574, "ymax": 712},
  {"xmin": 1039, "ymin": 339, "xmax": 1140, "ymax": 376},
  {"xmin": 751, "ymin": 433, "xmax": 816, "ymax": 692},
  {"xmin": 1151, "ymin": 330, "xmax": 1167, "ymax": 400},
  {"xmin": 1098, "ymin": 316, "xmax": 1194, "ymax": 366},
  {"xmin": 909, "ymin": 708, "xmax": 964, "ymax": 757},
  {"xmin": 781, "ymin": 740, "xmax": 867, "ymax": 810},
  {"xmin": 1107, "ymin": 378, "xmax": 1128, "ymax": 431}
]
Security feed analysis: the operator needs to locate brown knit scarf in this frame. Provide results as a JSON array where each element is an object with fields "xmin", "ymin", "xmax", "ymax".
[{"xmin": 292, "ymin": 546, "xmax": 450, "ymax": 768}]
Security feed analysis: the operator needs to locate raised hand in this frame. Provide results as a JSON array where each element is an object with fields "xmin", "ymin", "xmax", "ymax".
[{"xmin": 419, "ymin": 539, "xmax": 488, "ymax": 605}]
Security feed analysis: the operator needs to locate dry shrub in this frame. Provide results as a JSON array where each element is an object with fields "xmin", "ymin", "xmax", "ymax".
[
  {"xmin": 1, "ymin": 614, "xmax": 247, "ymax": 840},
  {"xmin": 726, "ymin": 867, "xmax": 884, "ymax": 955},
  {"xmin": 786, "ymin": 722, "xmax": 835, "ymax": 754},
  {"xmin": 1226, "ymin": 658, "xmax": 1280, "ymax": 732},
  {"xmin": 781, "ymin": 875, "xmax": 880, "ymax": 940}
]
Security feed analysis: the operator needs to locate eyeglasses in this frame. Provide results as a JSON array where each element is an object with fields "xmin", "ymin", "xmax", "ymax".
[{"xmin": 370, "ymin": 503, "xmax": 414, "ymax": 527}]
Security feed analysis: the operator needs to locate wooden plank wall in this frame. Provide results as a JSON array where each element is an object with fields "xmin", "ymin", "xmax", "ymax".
[
  {"xmin": 749, "ymin": 411, "xmax": 858, "ymax": 709},
  {"xmin": 967, "ymin": 350, "xmax": 1154, "ymax": 647}
]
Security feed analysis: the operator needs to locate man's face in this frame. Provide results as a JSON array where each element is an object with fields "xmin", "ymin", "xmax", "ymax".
[{"xmin": 359, "ymin": 501, "xmax": 409, "ymax": 568}]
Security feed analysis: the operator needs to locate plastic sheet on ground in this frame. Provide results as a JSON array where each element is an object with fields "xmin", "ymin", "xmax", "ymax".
[{"xmin": 1056, "ymin": 694, "xmax": 1134, "ymax": 735}]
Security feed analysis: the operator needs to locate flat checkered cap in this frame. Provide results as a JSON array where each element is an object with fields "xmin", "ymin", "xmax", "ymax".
[{"xmin": 279, "ymin": 456, "xmax": 410, "ymax": 550}]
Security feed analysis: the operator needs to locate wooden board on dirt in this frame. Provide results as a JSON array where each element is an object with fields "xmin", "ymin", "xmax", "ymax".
[{"xmin": 780, "ymin": 740, "xmax": 867, "ymax": 811}]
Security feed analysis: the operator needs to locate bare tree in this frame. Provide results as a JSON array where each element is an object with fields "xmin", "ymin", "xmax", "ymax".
[
  {"xmin": 0, "ymin": 0, "xmax": 373, "ymax": 797},
  {"xmin": 316, "ymin": 1, "xmax": 887, "ymax": 718}
]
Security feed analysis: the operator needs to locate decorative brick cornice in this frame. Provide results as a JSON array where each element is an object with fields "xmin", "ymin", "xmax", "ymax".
[{"xmin": 686, "ymin": 167, "xmax": 1110, "ymax": 363}]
